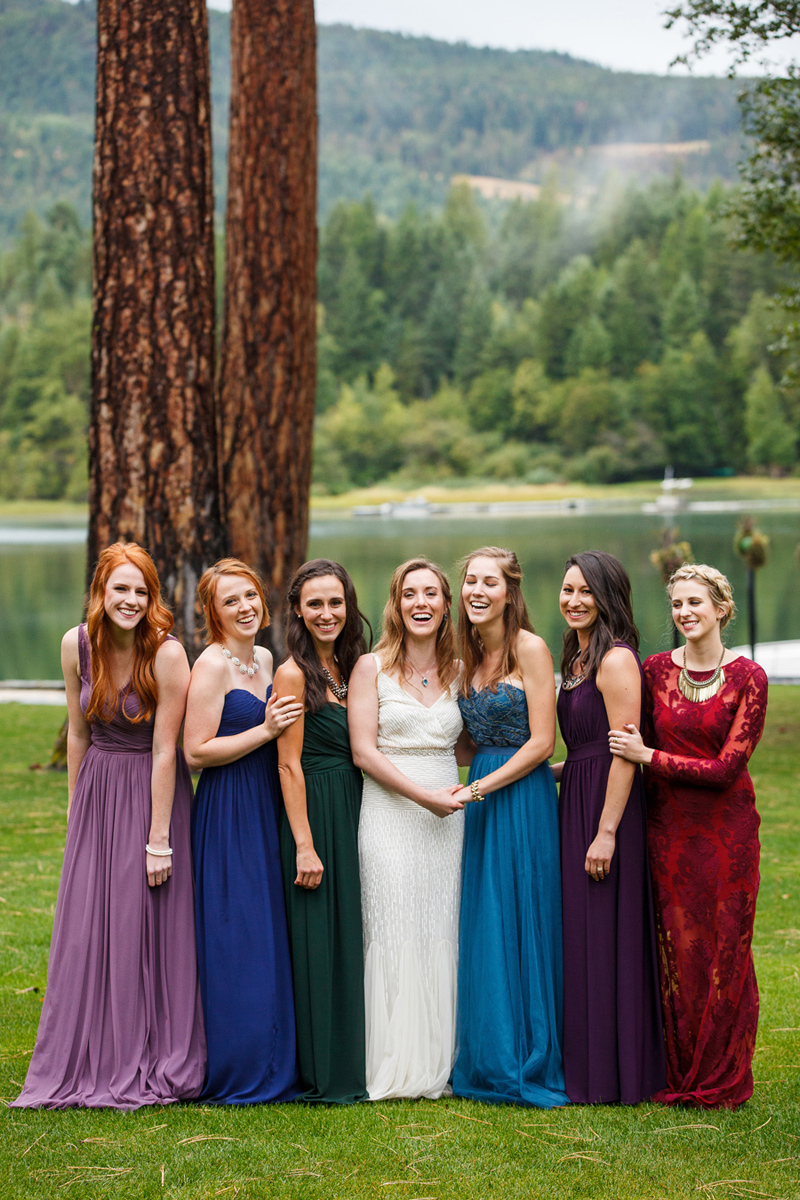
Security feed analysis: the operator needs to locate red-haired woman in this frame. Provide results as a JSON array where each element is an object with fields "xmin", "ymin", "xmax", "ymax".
[
  {"xmin": 12, "ymin": 543, "xmax": 205, "ymax": 1109},
  {"xmin": 185, "ymin": 559, "xmax": 303, "ymax": 1104}
]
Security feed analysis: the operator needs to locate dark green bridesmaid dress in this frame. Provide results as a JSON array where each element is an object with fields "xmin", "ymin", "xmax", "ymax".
[{"xmin": 279, "ymin": 702, "xmax": 368, "ymax": 1104}]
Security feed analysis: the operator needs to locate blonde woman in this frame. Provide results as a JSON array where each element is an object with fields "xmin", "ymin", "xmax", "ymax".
[
  {"xmin": 348, "ymin": 557, "xmax": 470, "ymax": 1100},
  {"xmin": 610, "ymin": 564, "xmax": 768, "ymax": 1109}
]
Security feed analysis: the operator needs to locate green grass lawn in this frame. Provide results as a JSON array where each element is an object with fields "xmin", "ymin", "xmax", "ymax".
[{"xmin": 1, "ymin": 698, "xmax": 799, "ymax": 1200}]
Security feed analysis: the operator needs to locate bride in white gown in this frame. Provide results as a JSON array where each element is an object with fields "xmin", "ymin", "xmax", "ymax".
[{"xmin": 349, "ymin": 557, "xmax": 470, "ymax": 1100}]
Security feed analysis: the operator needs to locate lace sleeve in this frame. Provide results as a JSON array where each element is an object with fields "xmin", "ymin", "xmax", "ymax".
[{"xmin": 648, "ymin": 666, "xmax": 768, "ymax": 790}]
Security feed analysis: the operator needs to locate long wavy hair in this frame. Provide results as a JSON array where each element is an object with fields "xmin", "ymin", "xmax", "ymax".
[
  {"xmin": 197, "ymin": 558, "xmax": 270, "ymax": 645},
  {"xmin": 285, "ymin": 559, "xmax": 372, "ymax": 713},
  {"xmin": 84, "ymin": 542, "xmax": 173, "ymax": 724},
  {"xmin": 560, "ymin": 550, "xmax": 639, "ymax": 681},
  {"xmin": 374, "ymin": 557, "xmax": 458, "ymax": 692},
  {"xmin": 458, "ymin": 546, "xmax": 534, "ymax": 696}
]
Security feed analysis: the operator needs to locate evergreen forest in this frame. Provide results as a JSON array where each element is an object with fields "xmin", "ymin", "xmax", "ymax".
[
  {"xmin": 1, "ymin": 175, "xmax": 797, "ymax": 501},
  {"xmin": 0, "ymin": 0, "xmax": 798, "ymax": 499}
]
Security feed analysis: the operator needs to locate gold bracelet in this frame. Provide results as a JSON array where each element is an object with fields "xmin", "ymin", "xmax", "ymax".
[{"xmin": 470, "ymin": 780, "xmax": 485, "ymax": 803}]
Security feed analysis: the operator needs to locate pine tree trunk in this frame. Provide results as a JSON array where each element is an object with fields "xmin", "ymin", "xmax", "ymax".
[
  {"xmin": 218, "ymin": 0, "xmax": 318, "ymax": 658},
  {"xmin": 89, "ymin": 0, "xmax": 224, "ymax": 659}
]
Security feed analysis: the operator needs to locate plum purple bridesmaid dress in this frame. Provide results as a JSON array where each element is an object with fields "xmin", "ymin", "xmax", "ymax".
[
  {"xmin": 556, "ymin": 643, "xmax": 665, "ymax": 1104},
  {"xmin": 12, "ymin": 624, "xmax": 205, "ymax": 1109}
]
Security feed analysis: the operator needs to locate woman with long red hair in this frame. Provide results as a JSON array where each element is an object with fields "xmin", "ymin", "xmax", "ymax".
[{"xmin": 12, "ymin": 543, "xmax": 205, "ymax": 1109}]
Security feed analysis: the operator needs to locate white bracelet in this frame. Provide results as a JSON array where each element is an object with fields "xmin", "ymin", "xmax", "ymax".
[{"xmin": 146, "ymin": 844, "xmax": 173, "ymax": 857}]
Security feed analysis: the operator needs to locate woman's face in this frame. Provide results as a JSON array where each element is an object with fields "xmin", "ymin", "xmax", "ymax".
[
  {"xmin": 399, "ymin": 568, "xmax": 446, "ymax": 640},
  {"xmin": 103, "ymin": 563, "xmax": 149, "ymax": 632},
  {"xmin": 670, "ymin": 579, "xmax": 725, "ymax": 642},
  {"xmin": 559, "ymin": 565, "xmax": 598, "ymax": 636},
  {"xmin": 213, "ymin": 574, "xmax": 263, "ymax": 642},
  {"xmin": 462, "ymin": 555, "xmax": 508, "ymax": 628},
  {"xmin": 296, "ymin": 575, "xmax": 346, "ymax": 648}
]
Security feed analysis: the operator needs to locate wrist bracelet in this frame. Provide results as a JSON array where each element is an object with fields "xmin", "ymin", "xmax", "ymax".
[
  {"xmin": 470, "ymin": 780, "xmax": 485, "ymax": 803},
  {"xmin": 146, "ymin": 844, "xmax": 173, "ymax": 857}
]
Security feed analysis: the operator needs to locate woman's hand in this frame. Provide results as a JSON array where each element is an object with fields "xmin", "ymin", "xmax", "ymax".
[
  {"xmin": 420, "ymin": 784, "xmax": 464, "ymax": 819},
  {"xmin": 452, "ymin": 785, "xmax": 472, "ymax": 805},
  {"xmin": 263, "ymin": 691, "xmax": 304, "ymax": 740},
  {"xmin": 146, "ymin": 845, "xmax": 173, "ymax": 888},
  {"xmin": 550, "ymin": 760, "xmax": 564, "ymax": 783},
  {"xmin": 608, "ymin": 723, "xmax": 650, "ymax": 764},
  {"xmin": 585, "ymin": 830, "xmax": 615, "ymax": 882},
  {"xmin": 295, "ymin": 845, "xmax": 324, "ymax": 890}
]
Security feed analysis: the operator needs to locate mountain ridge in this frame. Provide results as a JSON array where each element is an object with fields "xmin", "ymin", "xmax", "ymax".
[{"xmin": 0, "ymin": 0, "xmax": 745, "ymax": 235}]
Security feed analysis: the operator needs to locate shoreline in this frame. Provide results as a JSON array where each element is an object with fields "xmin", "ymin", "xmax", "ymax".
[{"xmin": 2, "ymin": 476, "xmax": 800, "ymax": 526}]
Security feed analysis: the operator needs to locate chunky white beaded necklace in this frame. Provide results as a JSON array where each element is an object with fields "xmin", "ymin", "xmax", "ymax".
[{"xmin": 220, "ymin": 643, "xmax": 261, "ymax": 677}]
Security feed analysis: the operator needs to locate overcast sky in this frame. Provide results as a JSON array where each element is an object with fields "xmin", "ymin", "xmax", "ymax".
[{"xmin": 204, "ymin": 0, "xmax": 799, "ymax": 76}]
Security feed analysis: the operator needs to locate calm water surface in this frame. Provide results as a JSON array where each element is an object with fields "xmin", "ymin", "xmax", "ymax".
[{"xmin": 2, "ymin": 509, "xmax": 799, "ymax": 680}]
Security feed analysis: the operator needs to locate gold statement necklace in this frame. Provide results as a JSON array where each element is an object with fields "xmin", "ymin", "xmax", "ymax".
[{"xmin": 677, "ymin": 644, "xmax": 726, "ymax": 703}]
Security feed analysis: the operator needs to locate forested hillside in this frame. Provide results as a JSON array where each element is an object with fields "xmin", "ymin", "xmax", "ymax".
[
  {"xmin": 0, "ymin": 0, "xmax": 745, "ymax": 234},
  {"xmin": 2, "ymin": 177, "xmax": 796, "ymax": 500}
]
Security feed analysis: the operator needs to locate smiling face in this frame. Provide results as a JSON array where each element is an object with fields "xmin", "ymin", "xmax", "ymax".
[
  {"xmin": 559, "ymin": 565, "xmax": 598, "ymax": 636},
  {"xmin": 670, "ymin": 578, "xmax": 725, "ymax": 643},
  {"xmin": 399, "ymin": 567, "xmax": 446, "ymax": 641},
  {"xmin": 296, "ymin": 575, "xmax": 346, "ymax": 650},
  {"xmin": 213, "ymin": 574, "xmax": 264, "ymax": 643},
  {"xmin": 103, "ymin": 562, "xmax": 149, "ymax": 632},
  {"xmin": 462, "ymin": 555, "xmax": 508, "ymax": 628}
]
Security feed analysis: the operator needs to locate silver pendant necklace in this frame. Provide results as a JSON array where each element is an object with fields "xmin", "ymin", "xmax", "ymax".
[{"xmin": 409, "ymin": 657, "xmax": 437, "ymax": 687}]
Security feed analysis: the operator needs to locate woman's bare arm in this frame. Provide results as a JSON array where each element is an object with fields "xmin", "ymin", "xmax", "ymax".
[
  {"xmin": 347, "ymin": 656, "xmax": 463, "ymax": 819},
  {"xmin": 274, "ymin": 660, "xmax": 324, "ymax": 889},
  {"xmin": 586, "ymin": 646, "xmax": 641, "ymax": 879},
  {"xmin": 183, "ymin": 651, "xmax": 303, "ymax": 770},
  {"xmin": 453, "ymin": 634, "xmax": 556, "ymax": 801},
  {"xmin": 147, "ymin": 639, "xmax": 190, "ymax": 887},
  {"xmin": 61, "ymin": 626, "xmax": 92, "ymax": 819}
]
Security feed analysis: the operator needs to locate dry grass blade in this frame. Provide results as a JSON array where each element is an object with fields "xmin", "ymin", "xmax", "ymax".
[
  {"xmin": 556, "ymin": 1151, "xmax": 609, "ymax": 1165},
  {"xmin": 177, "ymin": 1135, "xmax": 240, "ymax": 1145},
  {"xmin": 18, "ymin": 1131, "xmax": 46, "ymax": 1158},
  {"xmin": 651, "ymin": 1122, "xmax": 721, "ymax": 1133},
  {"xmin": 381, "ymin": 1183, "xmax": 439, "ymax": 1188},
  {"xmin": 286, "ymin": 1168, "xmax": 321, "ymax": 1177},
  {"xmin": 541, "ymin": 1129, "xmax": 600, "ymax": 1142},
  {"xmin": 444, "ymin": 1109, "xmax": 490, "ymax": 1125}
]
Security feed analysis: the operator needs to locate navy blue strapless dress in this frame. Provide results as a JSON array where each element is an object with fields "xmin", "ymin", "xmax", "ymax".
[
  {"xmin": 191, "ymin": 687, "xmax": 298, "ymax": 1103},
  {"xmin": 453, "ymin": 685, "xmax": 569, "ymax": 1108}
]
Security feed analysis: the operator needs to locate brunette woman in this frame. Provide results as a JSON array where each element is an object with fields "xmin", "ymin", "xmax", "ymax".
[
  {"xmin": 555, "ymin": 551, "xmax": 665, "ymax": 1104},
  {"xmin": 348, "ymin": 557, "xmax": 468, "ymax": 1100},
  {"xmin": 184, "ymin": 559, "xmax": 303, "ymax": 1104},
  {"xmin": 610, "ymin": 565, "xmax": 767, "ymax": 1108},
  {"xmin": 273, "ymin": 559, "xmax": 370, "ymax": 1104},
  {"xmin": 13, "ymin": 543, "xmax": 205, "ymax": 1109},
  {"xmin": 451, "ymin": 547, "xmax": 569, "ymax": 1108}
]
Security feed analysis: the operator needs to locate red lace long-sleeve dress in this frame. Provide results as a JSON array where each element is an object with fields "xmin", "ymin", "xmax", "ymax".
[{"xmin": 643, "ymin": 653, "xmax": 768, "ymax": 1109}]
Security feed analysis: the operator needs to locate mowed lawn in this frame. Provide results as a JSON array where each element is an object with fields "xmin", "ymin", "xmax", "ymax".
[{"xmin": 1, "ymin": 696, "xmax": 798, "ymax": 1200}]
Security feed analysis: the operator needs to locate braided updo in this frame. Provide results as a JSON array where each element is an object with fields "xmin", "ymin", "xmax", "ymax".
[{"xmin": 667, "ymin": 563, "xmax": 736, "ymax": 628}]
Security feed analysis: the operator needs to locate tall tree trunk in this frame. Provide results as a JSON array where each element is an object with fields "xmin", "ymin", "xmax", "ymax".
[
  {"xmin": 218, "ymin": 0, "xmax": 318, "ymax": 659},
  {"xmin": 89, "ymin": 0, "xmax": 223, "ymax": 658}
]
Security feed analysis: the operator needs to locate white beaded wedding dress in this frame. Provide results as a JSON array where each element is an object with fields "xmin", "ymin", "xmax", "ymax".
[{"xmin": 358, "ymin": 655, "xmax": 464, "ymax": 1100}]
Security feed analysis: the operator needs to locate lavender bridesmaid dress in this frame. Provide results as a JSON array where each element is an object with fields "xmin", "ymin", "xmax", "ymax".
[
  {"xmin": 557, "ymin": 644, "xmax": 665, "ymax": 1104},
  {"xmin": 12, "ymin": 624, "xmax": 206, "ymax": 1109}
]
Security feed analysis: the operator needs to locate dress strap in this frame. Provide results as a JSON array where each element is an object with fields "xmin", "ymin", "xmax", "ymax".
[
  {"xmin": 372, "ymin": 652, "xmax": 383, "ymax": 673},
  {"xmin": 77, "ymin": 623, "xmax": 92, "ymax": 687}
]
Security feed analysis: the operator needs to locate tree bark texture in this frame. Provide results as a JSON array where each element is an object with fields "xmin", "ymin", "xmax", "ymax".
[
  {"xmin": 218, "ymin": 0, "xmax": 317, "ymax": 658},
  {"xmin": 90, "ymin": 0, "xmax": 224, "ymax": 657}
]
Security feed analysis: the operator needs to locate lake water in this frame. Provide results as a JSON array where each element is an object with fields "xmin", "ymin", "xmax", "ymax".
[{"xmin": 2, "ymin": 506, "xmax": 799, "ymax": 680}]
